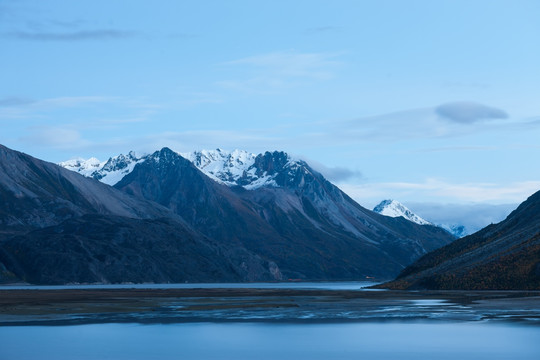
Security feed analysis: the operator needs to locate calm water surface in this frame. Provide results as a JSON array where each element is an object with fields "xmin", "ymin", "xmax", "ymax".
[
  {"xmin": 1, "ymin": 281, "xmax": 378, "ymax": 291},
  {"xmin": 1, "ymin": 322, "xmax": 539, "ymax": 360}
]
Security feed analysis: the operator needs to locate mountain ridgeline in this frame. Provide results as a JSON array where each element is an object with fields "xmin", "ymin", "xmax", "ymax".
[{"xmin": 0, "ymin": 144, "xmax": 455, "ymax": 284}]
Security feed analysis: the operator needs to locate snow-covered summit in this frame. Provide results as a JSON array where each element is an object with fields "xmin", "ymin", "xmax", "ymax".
[
  {"xmin": 59, "ymin": 151, "xmax": 146, "ymax": 186},
  {"xmin": 373, "ymin": 199, "xmax": 431, "ymax": 226},
  {"xmin": 180, "ymin": 149, "xmax": 259, "ymax": 187},
  {"xmin": 182, "ymin": 149, "xmax": 310, "ymax": 190},
  {"xmin": 58, "ymin": 157, "xmax": 104, "ymax": 178}
]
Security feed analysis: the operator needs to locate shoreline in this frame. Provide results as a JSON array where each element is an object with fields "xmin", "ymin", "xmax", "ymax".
[{"xmin": 2, "ymin": 288, "xmax": 540, "ymax": 326}]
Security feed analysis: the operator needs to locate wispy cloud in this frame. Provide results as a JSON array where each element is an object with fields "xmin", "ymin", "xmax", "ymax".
[
  {"xmin": 21, "ymin": 126, "xmax": 91, "ymax": 148},
  {"xmin": 320, "ymin": 101, "xmax": 527, "ymax": 143},
  {"xmin": 0, "ymin": 95, "xmax": 161, "ymax": 120},
  {"xmin": 3, "ymin": 29, "xmax": 136, "ymax": 41},
  {"xmin": 297, "ymin": 157, "xmax": 362, "ymax": 182},
  {"xmin": 0, "ymin": 96, "xmax": 36, "ymax": 107},
  {"xmin": 435, "ymin": 101, "xmax": 508, "ymax": 123},
  {"xmin": 217, "ymin": 51, "xmax": 342, "ymax": 93},
  {"xmin": 225, "ymin": 51, "xmax": 340, "ymax": 80},
  {"xmin": 140, "ymin": 130, "xmax": 286, "ymax": 154},
  {"xmin": 340, "ymin": 179, "xmax": 540, "ymax": 206}
]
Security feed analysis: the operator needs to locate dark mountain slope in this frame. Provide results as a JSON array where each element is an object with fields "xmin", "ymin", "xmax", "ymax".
[
  {"xmin": 0, "ymin": 215, "xmax": 270, "ymax": 284},
  {"xmin": 239, "ymin": 152, "xmax": 453, "ymax": 265},
  {"xmin": 114, "ymin": 148, "xmax": 282, "ymax": 246},
  {"xmin": 382, "ymin": 190, "xmax": 540, "ymax": 290},
  {"xmin": 115, "ymin": 149, "xmax": 454, "ymax": 280},
  {"xmin": 0, "ymin": 144, "xmax": 170, "ymax": 234},
  {"xmin": 0, "ymin": 145, "xmax": 274, "ymax": 284}
]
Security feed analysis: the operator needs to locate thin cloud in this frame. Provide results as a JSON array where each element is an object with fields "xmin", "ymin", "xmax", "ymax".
[
  {"xmin": 298, "ymin": 157, "xmax": 362, "ymax": 182},
  {"xmin": 21, "ymin": 126, "xmax": 91, "ymax": 148},
  {"xmin": 0, "ymin": 97, "xmax": 36, "ymax": 107},
  {"xmin": 340, "ymin": 179, "xmax": 540, "ymax": 206},
  {"xmin": 3, "ymin": 29, "xmax": 137, "ymax": 41},
  {"xmin": 225, "ymin": 51, "xmax": 340, "ymax": 79},
  {"xmin": 325, "ymin": 104, "xmax": 531, "ymax": 144},
  {"xmin": 435, "ymin": 101, "xmax": 509, "ymax": 123},
  {"xmin": 316, "ymin": 166, "xmax": 361, "ymax": 182},
  {"xmin": 406, "ymin": 202, "xmax": 517, "ymax": 234},
  {"xmin": 217, "ymin": 51, "xmax": 342, "ymax": 93}
]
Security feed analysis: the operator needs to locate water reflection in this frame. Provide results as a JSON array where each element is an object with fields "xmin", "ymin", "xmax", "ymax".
[{"xmin": 1, "ymin": 322, "xmax": 539, "ymax": 360}]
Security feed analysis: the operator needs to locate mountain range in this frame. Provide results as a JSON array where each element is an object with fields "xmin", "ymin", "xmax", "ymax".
[{"xmin": 0, "ymin": 144, "xmax": 454, "ymax": 284}]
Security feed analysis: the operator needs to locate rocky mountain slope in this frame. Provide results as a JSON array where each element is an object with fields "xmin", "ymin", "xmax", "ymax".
[
  {"xmin": 0, "ymin": 145, "xmax": 271, "ymax": 284},
  {"xmin": 0, "ymin": 144, "xmax": 170, "ymax": 232},
  {"xmin": 0, "ymin": 144, "xmax": 456, "ymax": 284},
  {"xmin": 113, "ymin": 148, "xmax": 454, "ymax": 280},
  {"xmin": 382, "ymin": 190, "xmax": 540, "ymax": 290}
]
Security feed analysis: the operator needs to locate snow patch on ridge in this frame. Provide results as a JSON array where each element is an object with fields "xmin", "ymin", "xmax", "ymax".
[{"xmin": 180, "ymin": 149, "xmax": 257, "ymax": 186}]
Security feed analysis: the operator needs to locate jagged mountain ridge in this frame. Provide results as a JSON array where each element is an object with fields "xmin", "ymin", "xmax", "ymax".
[
  {"xmin": 382, "ymin": 190, "xmax": 540, "ymax": 290},
  {"xmin": 60, "ymin": 148, "xmax": 315, "ymax": 190}
]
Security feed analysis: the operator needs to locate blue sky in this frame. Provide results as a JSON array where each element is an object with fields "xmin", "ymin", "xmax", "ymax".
[{"xmin": 1, "ymin": 0, "xmax": 540, "ymax": 213}]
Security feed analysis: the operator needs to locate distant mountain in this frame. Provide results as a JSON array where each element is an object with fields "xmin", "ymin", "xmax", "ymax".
[
  {"xmin": 382, "ymin": 190, "xmax": 540, "ymax": 290},
  {"xmin": 373, "ymin": 200, "xmax": 477, "ymax": 238},
  {"xmin": 403, "ymin": 202, "xmax": 517, "ymax": 238},
  {"xmin": 373, "ymin": 200, "xmax": 431, "ymax": 226},
  {"xmin": 438, "ymin": 224, "xmax": 467, "ymax": 238}
]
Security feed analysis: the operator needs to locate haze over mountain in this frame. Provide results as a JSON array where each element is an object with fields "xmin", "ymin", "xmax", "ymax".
[
  {"xmin": 1, "ymin": 144, "xmax": 456, "ymax": 284},
  {"xmin": 383, "ymin": 190, "xmax": 540, "ymax": 290},
  {"xmin": 373, "ymin": 199, "xmax": 474, "ymax": 238}
]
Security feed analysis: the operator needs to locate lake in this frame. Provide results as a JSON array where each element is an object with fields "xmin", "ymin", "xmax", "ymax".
[
  {"xmin": 1, "ymin": 282, "xmax": 540, "ymax": 359},
  {"xmin": 0, "ymin": 280, "xmax": 378, "ymax": 291},
  {"xmin": 1, "ymin": 322, "xmax": 540, "ymax": 360}
]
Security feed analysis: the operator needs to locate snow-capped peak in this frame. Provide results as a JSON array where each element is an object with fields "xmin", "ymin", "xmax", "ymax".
[
  {"xmin": 59, "ymin": 152, "xmax": 146, "ymax": 186},
  {"xmin": 181, "ymin": 149, "xmax": 258, "ymax": 186},
  {"xmin": 373, "ymin": 199, "xmax": 431, "ymax": 226},
  {"xmin": 58, "ymin": 157, "xmax": 105, "ymax": 177}
]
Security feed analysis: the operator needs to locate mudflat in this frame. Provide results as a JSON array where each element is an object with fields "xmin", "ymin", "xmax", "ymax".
[{"xmin": 1, "ymin": 288, "xmax": 540, "ymax": 325}]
